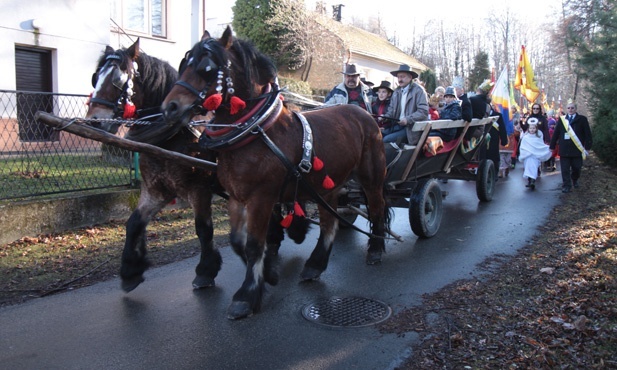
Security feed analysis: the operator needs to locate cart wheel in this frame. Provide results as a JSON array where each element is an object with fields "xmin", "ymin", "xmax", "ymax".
[
  {"xmin": 338, "ymin": 212, "xmax": 359, "ymax": 229},
  {"xmin": 409, "ymin": 178, "xmax": 443, "ymax": 238},
  {"xmin": 476, "ymin": 159, "xmax": 495, "ymax": 202}
]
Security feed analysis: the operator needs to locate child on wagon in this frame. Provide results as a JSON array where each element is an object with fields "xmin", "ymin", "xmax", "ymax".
[
  {"xmin": 428, "ymin": 86, "xmax": 461, "ymax": 141},
  {"xmin": 519, "ymin": 118, "xmax": 552, "ymax": 190}
]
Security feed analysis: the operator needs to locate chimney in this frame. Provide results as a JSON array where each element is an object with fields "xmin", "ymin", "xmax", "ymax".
[{"xmin": 332, "ymin": 4, "xmax": 344, "ymax": 22}]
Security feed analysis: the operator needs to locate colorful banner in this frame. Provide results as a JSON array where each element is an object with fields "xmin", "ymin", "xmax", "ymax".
[
  {"xmin": 491, "ymin": 67, "xmax": 513, "ymax": 135},
  {"xmin": 514, "ymin": 45, "xmax": 540, "ymax": 103}
]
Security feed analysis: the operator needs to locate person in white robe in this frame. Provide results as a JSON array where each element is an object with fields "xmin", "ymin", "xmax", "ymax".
[{"xmin": 519, "ymin": 118, "xmax": 552, "ymax": 189}]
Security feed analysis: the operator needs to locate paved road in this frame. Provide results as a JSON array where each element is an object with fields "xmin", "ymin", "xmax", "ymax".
[{"xmin": 0, "ymin": 166, "xmax": 563, "ymax": 370}]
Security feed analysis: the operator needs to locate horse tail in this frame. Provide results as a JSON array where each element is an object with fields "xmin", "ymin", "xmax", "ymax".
[{"xmin": 383, "ymin": 188, "xmax": 394, "ymax": 232}]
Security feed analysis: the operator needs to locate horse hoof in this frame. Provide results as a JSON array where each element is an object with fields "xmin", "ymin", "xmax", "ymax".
[
  {"xmin": 227, "ymin": 301, "xmax": 253, "ymax": 320},
  {"xmin": 121, "ymin": 276, "xmax": 145, "ymax": 292},
  {"xmin": 300, "ymin": 267, "xmax": 322, "ymax": 281},
  {"xmin": 192, "ymin": 275, "xmax": 215, "ymax": 289},
  {"xmin": 366, "ymin": 252, "xmax": 382, "ymax": 265}
]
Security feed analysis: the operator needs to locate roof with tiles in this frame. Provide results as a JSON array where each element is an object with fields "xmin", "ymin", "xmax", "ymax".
[{"xmin": 315, "ymin": 16, "xmax": 427, "ymax": 73}]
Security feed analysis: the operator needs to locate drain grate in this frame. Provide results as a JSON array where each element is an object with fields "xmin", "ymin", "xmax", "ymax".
[{"xmin": 301, "ymin": 296, "xmax": 392, "ymax": 328}]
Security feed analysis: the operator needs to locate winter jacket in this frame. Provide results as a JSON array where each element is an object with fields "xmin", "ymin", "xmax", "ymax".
[
  {"xmin": 384, "ymin": 82, "xmax": 429, "ymax": 144},
  {"xmin": 549, "ymin": 114, "xmax": 592, "ymax": 157},
  {"xmin": 324, "ymin": 82, "xmax": 373, "ymax": 114}
]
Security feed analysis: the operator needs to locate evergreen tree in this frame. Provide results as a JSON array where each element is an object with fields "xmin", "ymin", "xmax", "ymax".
[
  {"xmin": 468, "ymin": 51, "xmax": 491, "ymax": 92},
  {"xmin": 564, "ymin": 0, "xmax": 617, "ymax": 166},
  {"xmin": 232, "ymin": 0, "xmax": 308, "ymax": 70},
  {"xmin": 232, "ymin": 0, "xmax": 279, "ymax": 58},
  {"xmin": 420, "ymin": 69, "xmax": 437, "ymax": 95}
]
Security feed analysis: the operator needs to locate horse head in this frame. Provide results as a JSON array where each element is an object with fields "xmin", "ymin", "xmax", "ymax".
[
  {"xmin": 86, "ymin": 38, "xmax": 143, "ymax": 133},
  {"xmin": 162, "ymin": 26, "xmax": 277, "ymax": 126}
]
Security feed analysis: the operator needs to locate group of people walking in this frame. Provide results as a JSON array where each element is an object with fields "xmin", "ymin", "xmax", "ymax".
[{"xmin": 323, "ymin": 63, "xmax": 592, "ymax": 193}]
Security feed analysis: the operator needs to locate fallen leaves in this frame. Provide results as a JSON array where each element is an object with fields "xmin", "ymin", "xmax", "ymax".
[{"xmin": 380, "ymin": 155, "xmax": 617, "ymax": 369}]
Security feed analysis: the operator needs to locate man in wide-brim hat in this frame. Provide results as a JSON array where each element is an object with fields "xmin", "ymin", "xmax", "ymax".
[
  {"xmin": 324, "ymin": 63, "xmax": 373, "ymax": 113},
  {"xmin": 389, "ymin": 64, "xmax": 419, "ymax": 79},
  {"xmin": 382, "ymin": 64, "xmax": 428, "ymax": 144}
]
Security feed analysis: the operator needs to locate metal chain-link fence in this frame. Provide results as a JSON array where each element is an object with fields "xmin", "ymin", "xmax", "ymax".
[{"xmin": 0, "ymin": 90, "xmax": 135, "ymax": 201}]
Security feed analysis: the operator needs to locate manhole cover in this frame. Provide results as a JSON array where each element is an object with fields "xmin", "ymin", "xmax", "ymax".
[{"xmin": 301, "ymin": 296, "xmax": 392, "ymax": 328}]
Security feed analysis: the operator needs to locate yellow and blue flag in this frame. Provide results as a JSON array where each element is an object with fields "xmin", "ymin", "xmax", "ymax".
[{"xmin": 491, "ymin": 67, "xmax": 513, "ymax": 135}]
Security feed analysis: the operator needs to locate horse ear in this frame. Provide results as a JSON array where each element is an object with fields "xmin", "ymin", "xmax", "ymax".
[
  {"xmin": 201, "ymin": 30, "xmax": 211, "ymax": 41},
  {"xmin": 220, "ymin": 26, "xmax": 233, "ymax": 49},
  {"xmin": 105, "ymin": 45, "xmax": 114, "ymax": 55},
  {"xmin": 127, "ymin": 38, "xmax": 140, "ymax": 60}
]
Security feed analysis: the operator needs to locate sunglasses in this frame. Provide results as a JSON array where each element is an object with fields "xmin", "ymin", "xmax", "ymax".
[{"xmin": 532, "ymin": 108, "xmax": 540, "ymax": 110}]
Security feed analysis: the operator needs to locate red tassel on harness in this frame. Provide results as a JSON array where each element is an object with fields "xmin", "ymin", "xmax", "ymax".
[
  {"xmin": 280, "ymin": 213, "xmax": 293, "ymax": 228},
  {"xmin": 123, "ymin": 102, "xmax": 137, "ymax": 119},
  {"xmin": 203, "ymin": 94, "xmax": 222, "ymax": 111},
  {"xmin": 86, "ymin": 92, "xmax": 93, "ymax": 105},
  {"xmin": 312, "ymin": 156, "xmax": 324, "ymax": 171},
  {"xmin": 293, "ymin": 202, "xmax": 305, "ymax": 217},
  {"xmin": 229, "ymin": 96, "xmax": 246, "ymax": 115},
  {"xmin": 322, "ymin": 175, "xmax": 335, "ymax": 189}
]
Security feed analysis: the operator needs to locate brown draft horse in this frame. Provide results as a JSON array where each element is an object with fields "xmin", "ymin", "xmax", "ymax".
[
  {"xmin": 86, "ymin": 39, "xmax": 224, "ymax": 292},
  {"xmin": 162, "ymin": 27, "xmax": 390, "ymax": 319}
]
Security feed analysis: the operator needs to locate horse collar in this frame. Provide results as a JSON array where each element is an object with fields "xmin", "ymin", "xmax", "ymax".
[{"xmin": 198, "ymin": 87, "xmax": 283, "ymax": 151}]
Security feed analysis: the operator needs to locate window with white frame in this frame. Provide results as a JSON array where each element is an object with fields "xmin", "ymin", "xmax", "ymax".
[{"xmin": 111, "ymin": 0, "xmax": 167, "ymax": 38}]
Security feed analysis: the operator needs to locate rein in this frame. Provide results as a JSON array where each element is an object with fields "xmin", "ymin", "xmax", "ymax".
[{"xmin": 253, "ymin": 121, "xmax": 387, "ymax": 240}]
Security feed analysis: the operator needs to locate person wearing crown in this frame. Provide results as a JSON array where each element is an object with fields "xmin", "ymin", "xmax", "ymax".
[{"xmin": 519, "ymin": 118, "xmax": 552, "ymax": 190}]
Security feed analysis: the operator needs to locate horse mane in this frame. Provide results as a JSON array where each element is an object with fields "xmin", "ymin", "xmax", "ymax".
[
  {"xmin": 97, "ymin": 46, "xmax": 178, "ymax": 108},
  {"xmin": 134, "ymin": 53, "xmax": 179, "ymax": 107},
  {"xmin": 231, "ymin": 38, "xmax": 278, "ymax": 95}
]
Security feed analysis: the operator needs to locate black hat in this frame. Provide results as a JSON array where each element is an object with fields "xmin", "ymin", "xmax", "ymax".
[
  {"xmin": 360, "ymin": 77, "xmax": 374, "ymax": 87},
  {"xmin": 341, "ymin": 63, "xmax": 360, "ymax": 75},
  {"xmin": 390, "ymin": 64, "xmax": 419, "ymax": 79},
  {"xmin": 373, "ymin": 80, "xmax": 393, "ymax": 93}
]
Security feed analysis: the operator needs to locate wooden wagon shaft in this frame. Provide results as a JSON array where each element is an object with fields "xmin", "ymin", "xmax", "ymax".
[{"xmin": 35, "ymin": 112, "xmax": 217, "ymax": 171}]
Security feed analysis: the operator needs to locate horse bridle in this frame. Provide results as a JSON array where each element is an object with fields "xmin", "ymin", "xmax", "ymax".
[
  {"xmin": 89, "ymin": 53, "xmax": 139, "ymax": 118},
  {"xmin": 175, "ymin": 38, "xmax": 237, "ymax": 115}
]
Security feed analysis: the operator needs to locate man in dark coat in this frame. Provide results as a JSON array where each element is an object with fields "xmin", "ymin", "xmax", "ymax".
[
  {"xmin": 469, "ymin": 80, "xmax": 507, "ymax": 180},
  {"xmin": 549, "ymin": 102, "xmax": 593, "ymax": 193}
]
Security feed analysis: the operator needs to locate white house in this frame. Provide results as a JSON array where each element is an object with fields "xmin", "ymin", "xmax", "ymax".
[{"xmin": 0, "ymin": 0, "xmax": 221, "ymax": 95}]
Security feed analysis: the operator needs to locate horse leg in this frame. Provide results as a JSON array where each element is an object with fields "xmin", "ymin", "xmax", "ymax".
[
  {"xmin": 121, "ymin": 189, "xmax": 171, "ymax": 292},
  {"xmin": 189, "ymin": 190, "xmax": 222, "ymax": 289},
  {"xmin": 227, "ymin": 199, "xmax": 273, "ymax": 319},
  {"xmin": 356, "ymin": 147, "xmax": 388, "ymax": 265},
  {"xmin": 364, "ymin": 188, "xmax": 387, "ymax": 265},
  {"xmin": 227, "ymin": 199, "xmax": 279, "ymax": 286},
  {"xmin": 264, "ymin": 205, "xmax": 284, "ymax": 286},
  {"xmin": 228, "ymin": 198, "xmax": 248, "ymax": 263},
  {"xmin": 300, "ymin": 196, "xmax": 338, "ymax": 281}
]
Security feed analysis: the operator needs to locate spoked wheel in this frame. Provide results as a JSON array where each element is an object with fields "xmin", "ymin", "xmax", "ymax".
[
  {"xmin": 476, "ymin": 159, "xmax": 496, "ymax": 202},
  {"xmin": 409, "ymin": 178, "xmax": 443, "ymax": 238}
]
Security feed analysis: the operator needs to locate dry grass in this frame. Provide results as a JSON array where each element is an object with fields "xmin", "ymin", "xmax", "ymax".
[{"xmin": 0, "ymin": 198, "xmax": 230, "ymax": 307}]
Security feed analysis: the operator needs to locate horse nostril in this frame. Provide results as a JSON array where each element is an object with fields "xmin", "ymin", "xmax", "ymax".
[{"xmin": 163, "ymin": 101, "xmax": 180, "ymax": 120}]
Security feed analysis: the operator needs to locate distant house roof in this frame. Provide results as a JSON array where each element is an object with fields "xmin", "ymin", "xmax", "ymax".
[{"xmin": 316, "ymin": 17, "xmax": 427, "ymax": 73}]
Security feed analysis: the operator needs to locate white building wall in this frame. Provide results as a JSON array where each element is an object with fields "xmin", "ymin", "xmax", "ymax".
[
  {"xmin": 0, "ymin": 0, "xmax": 110, "ymax": 94},
  {"xmin": 1, "ymin": 0, "xmax": 210, "ymax": 95}
]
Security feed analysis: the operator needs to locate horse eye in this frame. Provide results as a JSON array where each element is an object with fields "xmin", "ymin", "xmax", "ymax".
[{"xmin": 112, "ymin": 70, "xmax": 129, "ymax": 89}]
